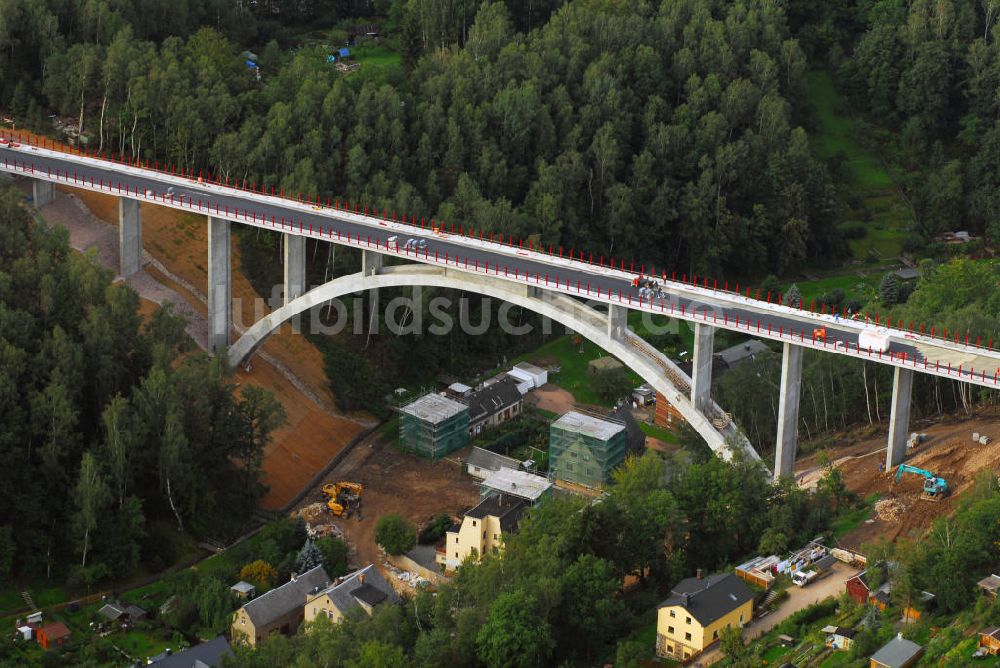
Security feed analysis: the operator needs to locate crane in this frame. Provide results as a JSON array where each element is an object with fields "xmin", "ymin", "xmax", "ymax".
[{"xmin": 894, "ymin": 464, "xmax": 948, "ymax": 500}]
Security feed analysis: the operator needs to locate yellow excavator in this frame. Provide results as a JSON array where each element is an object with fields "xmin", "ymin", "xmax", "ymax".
[{"xmin": 322, "ymin": 482, "xmax": 363, "ymax": 518}]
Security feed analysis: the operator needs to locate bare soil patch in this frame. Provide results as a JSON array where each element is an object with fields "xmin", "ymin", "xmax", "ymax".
[
  {"xmin": 295, "ymin": 436, "xmax": 481, "ymax": 568},
  {"xmin": 797, "ymin": 410, "xmax": 1000, "ymax": 550}
]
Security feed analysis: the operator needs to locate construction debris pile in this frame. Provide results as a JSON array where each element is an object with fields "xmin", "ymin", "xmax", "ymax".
[
  {"xmin": 293, "ymin": 502, "xmax": 329, "ymax": 525},
  {"xmin": 874, "ymin": 498, "xmax": 906, "ymax": 522}
]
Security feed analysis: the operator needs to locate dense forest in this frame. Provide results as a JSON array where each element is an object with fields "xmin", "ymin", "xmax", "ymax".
[
  {"xmin": 0, "ymin": 187, "xmax": 286, "ymax": 587},
  {"xmin": 225, "ymin": 451, "xmax": 853, "ymax": 667},
  {"xmin": 2, "ymin": 0, "xmax": 840, "ymax": 277}
]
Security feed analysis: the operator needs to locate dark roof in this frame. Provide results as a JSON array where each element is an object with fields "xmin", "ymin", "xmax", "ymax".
[
  {"xmin": 351, "ymin": 583, "xmax": 388, "ymax": 606},
  {"xmin": 465, "ymin": 494, "xmax": 528, "ymax": 533},
  {"xmin": 241, "ymin": 565, "xmax": 330, "ymax": 628},
  {"xmin": 465, "ymin": 447, "xmax": 520, "ymax": 473},
  {"xmin": 149, "ymin": 636, "xmax": 233, "ymax": 667},
  {"xmin": 125, "ymin": 604, "xmax": 146, "ymax": 619},
  {"xmin": 835, "ymin": 626, "xmax": 856, "ymax": 638},
  {"xmin": 608, "ymin": 404, "xmax": 646, "ymax": 455},
  {"xmin": 313, "ymin": 564, "xmax": 400, "ymax": 615},
  {"xmin": 871, "ymin": 635, "xmax": 922, "ymax": 668},
  {"xmin": 40, "ymin": 622, "xmax": 71, "ymax": 640},
  {"xmin": 463, "ymin": 377, "xmax": 522, "ymax": 424},
  {"xmin": 98, "ymin": 602, "xmax": 124, "ymax": 620},
  {"xmin": 716, "ymin": 340, "xmax": 770, "ymax": 368},
  {"xmin": 814, "ymin": 554, "xmax": 837, "ymax": 571},
  {"xmin": 658, "ymin": 573, "xmax": 754, "ymax": 626}
]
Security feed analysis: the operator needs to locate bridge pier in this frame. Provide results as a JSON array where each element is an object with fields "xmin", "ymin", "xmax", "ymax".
[
  {"xmin": 32, "ymin": 179, "xmax": 55, "ymax": 207},
  {"xmin": 886, "ymin": 367, "xmax": 914, "ymax": 469},
  {"xmin": 207, "ymin": 216, "xmax": 231, "ymax": 355},
  {"xmin": 607, "ymin": 304, "xmax": 627, "ymax": 340},
  {"xmin": 774, "ymin": 342, "xmax": 804, "ymax": 479},
  {"xmin": 119, "ymin": 198, "xmax": 142, "ymax": 277},
  {"xmin": 283, "ymin": 234, "xmax": 306, "ymax": 304},
  {"xmin": 691, "ymin": 323, "xmax": 715, "ymax": 411},
  {"xmin": 362, "ymin": 250, "xmax": 382, "ymax": 335}
]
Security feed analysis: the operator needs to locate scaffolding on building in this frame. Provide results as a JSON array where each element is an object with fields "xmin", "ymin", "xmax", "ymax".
[
  {"xmin": 548, "ymin": 410, "xmax": 627, "ymax": 489},
  {"xmin": 399, "ymin": 393, "xmax": 470, "ymax": 459}
]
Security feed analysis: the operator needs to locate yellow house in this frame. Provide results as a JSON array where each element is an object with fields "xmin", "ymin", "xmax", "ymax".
[
  {"xmin": 655, "ymin": 572, "xmax": 754, "ymax": 661},
  {"xmin": 435, "ymin": 494, "xmax": 527, "ymax": 572},
  {"xmin": 304, "ymin": 564, "xmax": 400, "ymax": 625},
  {"xmin": 230, "ymin": 566, "xmax": 330, "ymax": 647}
]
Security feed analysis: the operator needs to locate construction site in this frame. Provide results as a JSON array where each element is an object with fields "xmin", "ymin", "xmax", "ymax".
[{"xmin": 796, "ymin": 408, "xmax": 1000, "ymax": 550}]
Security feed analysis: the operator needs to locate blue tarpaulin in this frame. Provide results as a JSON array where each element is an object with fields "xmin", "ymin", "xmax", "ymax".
[
  {"xmin": 245, "ymin": 60, "xmax": 258, "ymax": 68},
  {"xmin": 339, "ymin": 47, "xmax": 350, "ymax": 58}
]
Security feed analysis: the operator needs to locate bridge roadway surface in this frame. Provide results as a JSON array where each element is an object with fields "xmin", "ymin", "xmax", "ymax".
[{"xmin": 3, "ymin": 139, "xmax": 1000, "ymax": 388}]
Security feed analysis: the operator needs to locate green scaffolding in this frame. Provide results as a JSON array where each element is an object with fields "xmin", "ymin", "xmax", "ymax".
[
  {"xmin": 548, "ymin": 414, "xmax": 627, "ymax": 489},
  {"xmin": 399, "ymin": 396, "xmax": 470, "ymax": 460}
]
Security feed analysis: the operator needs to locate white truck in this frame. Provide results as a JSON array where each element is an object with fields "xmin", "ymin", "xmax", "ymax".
[
  {"xmin": 858, "ymin": 327, "xmax": 891, "ymax": 353},
  {"xmin": 791, "ymin": 569, "xmax": 819, "ymax": 587}
]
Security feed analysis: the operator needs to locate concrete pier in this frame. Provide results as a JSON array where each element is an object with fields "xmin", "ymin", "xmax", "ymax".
[
  {"xmin": 283, "ymin": 233, "xmax": 306, "ymax": 304},
  {"xmin": 886, "ymin": 367, "xmax": 915, "ymax": 469},
  {"xmin": 32, "ymin": 179, "xmax": 55, "ymax": 207},
  {"xmin": 691, "ymin": 323, "xmax": 715, "ymax": 411},
  {"xmin": 774, "ymin": 342, "xmax": 804, "ymax": 479},
  {"xmin": 362, "ymin": 250, "xmax": 382, "ymax": 335},
  {"xmin": 207, "ymin": 217, "xmax": 231, "ymax": 355},
  {"xmin": 119, "ymin": 198, "xmax": 142, "ymax": 277},
  {"xmin": 607, "ymin": 304, "xmax": 627, "ymax": 340}
]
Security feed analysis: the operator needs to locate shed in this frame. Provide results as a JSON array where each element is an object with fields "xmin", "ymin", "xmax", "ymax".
[
  {"xmin": 735, "ymin": 555, "xmax": 780, "ymax": 588},
  {"xmin": 587, "ymin": 356, "xmax": 623, "ymax": 374},
  {"xmin": 632, "ymin": 383, "xmax": 655, "ymax": 406},
  {"xmin": 465, "ymin": 447, "xmax": 521, "ymax": 480},
  {"xmin": 36, "ymin": 621, "xmax": 71, "ymax": 649},
  {"xmin": 980, "ymin": 627, "xmax": 1000, "ymax": 655},
  {"xmin": 17, "ymin": 625, "xmax": 33, "ymax": 641},
  {"xmin": 978, "ymin": 573, "xmax": 1000, "ymax": 598},
  {"xmin": 508, "ymin": 362, "xmax": 547, "ymax": 389},
  {"xmin": 870, "ymin": 634, "xmax": 922, "ymax": 668},
  {"xmin": 823, "ymin": 625, "xmax": 855, "ymax": 650},
  {"xmin": 231, "ymin": 581, "xmax": 257, "ymax": 600}
]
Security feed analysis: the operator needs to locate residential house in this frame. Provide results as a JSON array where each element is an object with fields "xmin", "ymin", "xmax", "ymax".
[
  {"xmin": 304, "ymin": 564, "xmax": 400, "ymax": 624},
  {"xmin": 230, "ymin": 581, "xmax": 256, "ymax": 600},
  {"xmin": 149, "ymin": 636, "xmax": 232, "ymax": 667},
  {"xmin": 435, "ymin": 494, "xmax": 527, "ymax": 573},
  {"xmin": 715, "ymin": 340, "xmax": 770, "ymax": 370},
  {"xmin": 230, "ymin": 565, "xmax": 330, "ymax": 647},
  {"xmin": 979, "ymin": 627, "xmax": 1000, "ymax": 655},
  {"xmin": 399, "ymin": 392, "xmax": 470, "ymax": 459},
  {"xmin": 977, "ymin": 574, "xmax": 1000, "ymax": 598},
  {"xmin": 549, "ymin": 410, "xmax": 628, "ymax": 490},
  {"xmin": 822, "ymin": 625, "xmax": 855, "ymax": 651},
  {"xmin": 870, "ymin": 634, "xmax": 922, "ymax": 668},
  {"xmin": 655, "ymin": 571, "xmax": 755, "ymax": 661},
  {"xmin": 464, "ymin": 447, "xmax": 521, "ymax": 480},
  {"xmin": 463, "ymin": 377, "xmax": 522, "ymax": 436},
  {"xmin": 36, "ymin": 621, "xmax": 71, "ymax": 649},
  {"xmin": 480, "ymin": 467, "xmax": 552, "ymax": 504}
]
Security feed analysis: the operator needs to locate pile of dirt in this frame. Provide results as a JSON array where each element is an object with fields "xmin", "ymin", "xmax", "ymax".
[
  {"xmin": 293, "ymin": 502, "xmax": 329, "ymax": 525},
  {"xmin": 873, "ymin": 498, "xmax": 905, "ymax": 522}
]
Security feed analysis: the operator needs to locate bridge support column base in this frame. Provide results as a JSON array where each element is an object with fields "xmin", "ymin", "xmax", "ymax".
[
  {"xmin": 691, "ymin": 323, "xmax": 715, "ymax": 411},
  {"xmin": 207, "ymin": 216, "xmax": 231, "ymax": 355},
  {"xmin": 283, "ymin": 233, "xmax": 306, "ymax": 304},
  {"xmin": 774, "ymin": 342, "xmax": 804, "ymax": 480},
  {"xmin": 607, "ymin": 304, "xmax": 627, "ymax": 340},
  {"xmin": 886, "ymin": 367, "xmax": 914, "ymax": 469},
  {"xmin": 32, "ymin": 179, "xmax": 55, "ymax": 207},
  {"xmin": 119, "ymin": 198, "xmax": 142, "ymax": 277}
]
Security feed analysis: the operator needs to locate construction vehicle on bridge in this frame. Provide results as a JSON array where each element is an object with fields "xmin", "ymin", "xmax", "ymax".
[
  {"xmin": 894, "ymin": 464, "xmax": 948, "ymax": 500},
  {"xmin": 322, "ymin": 482, "xmax": 363, "ymax": 518}
]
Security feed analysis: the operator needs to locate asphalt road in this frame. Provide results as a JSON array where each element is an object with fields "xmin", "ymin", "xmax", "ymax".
[{"xmin": 3, "ymin": 139, "xmax": 998, "ymax": 387}]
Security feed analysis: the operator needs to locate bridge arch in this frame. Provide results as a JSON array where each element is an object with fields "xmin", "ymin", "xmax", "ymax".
[{"xmin": 229, "ymin": 264, "xmax": 760, "ymax": 464}]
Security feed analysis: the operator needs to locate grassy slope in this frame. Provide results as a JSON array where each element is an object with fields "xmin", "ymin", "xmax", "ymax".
[{"xmin": 806, "ymin": 71, "xmax": 911, "ymax": 261}]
